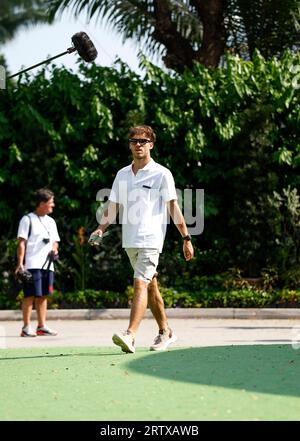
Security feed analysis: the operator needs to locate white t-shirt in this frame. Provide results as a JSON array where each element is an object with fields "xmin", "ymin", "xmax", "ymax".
[
  {"xmin": 17, "ymin": 212, "xmax": 60, "ymax": 271},
  {"xmin": 109, "ymin": 159, "xmax": 177, "ymax": 252}
]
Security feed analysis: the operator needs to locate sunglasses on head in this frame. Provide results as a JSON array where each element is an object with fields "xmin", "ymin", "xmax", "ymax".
[{"xmin": 128, "ymin": 138, "xmax": 151, "ymax": 145}]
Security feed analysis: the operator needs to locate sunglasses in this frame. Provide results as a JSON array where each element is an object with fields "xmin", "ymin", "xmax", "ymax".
[{"xmin": 128, "ymin": 138, "xmax": 151, "ymax": 145}]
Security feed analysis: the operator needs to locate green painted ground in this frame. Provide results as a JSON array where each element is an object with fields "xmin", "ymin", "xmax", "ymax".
[{"xmin": 0, "ymin": 345, "xmax": 300, "ymax": 421}]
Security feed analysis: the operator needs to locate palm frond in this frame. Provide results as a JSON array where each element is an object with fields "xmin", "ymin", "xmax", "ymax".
[
  {"xmin": 46, "ymin": 1, "xmax": 203, "ymax": 57},
  {"xmin": 0, "ymin": 0, "xmax": 53, "ymax": 44}
]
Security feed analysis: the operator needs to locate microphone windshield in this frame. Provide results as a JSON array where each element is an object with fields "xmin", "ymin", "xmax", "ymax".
[{"xmin": 71, "ymin": 32, "xmax": 98, "ymax": 62}]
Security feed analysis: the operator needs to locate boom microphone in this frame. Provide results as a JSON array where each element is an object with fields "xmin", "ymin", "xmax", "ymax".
[{"xmin": 8, "ymin": 32, "xmax": 98, "ymax": 79}]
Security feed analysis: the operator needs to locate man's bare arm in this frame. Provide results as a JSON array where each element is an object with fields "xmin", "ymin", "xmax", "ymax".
[
  {"xmin": 52, "ymin": 241, "xmax": 59, "ymax": 254},
  {"xmin": 167, "ymin": 200, "xmax": 194, "ymax": 261},
  {"xmin": 15, "ymin": 238, "xmax": 26, "ymax": 273},
  {"xmin": 92, "ymin": 201, "xmax": 120, "ymax": 237}
]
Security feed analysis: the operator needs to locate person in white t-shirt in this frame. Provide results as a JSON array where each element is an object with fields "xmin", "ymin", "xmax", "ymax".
[
  {"xmin": 15, "ymin": 188, "xmax": 60, "ymax": 337},
  {"xmin": 90, "ymin": 125, "xmax": 194, "ymax": 353}
]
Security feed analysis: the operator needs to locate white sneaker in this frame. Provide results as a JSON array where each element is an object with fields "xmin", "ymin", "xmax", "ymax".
[
  {"xmin": 112, "ymin": 331, "xmax": 135, "ymax": 353},
  {"xmin": 150, "ymin": 329, "xmax": 177, "ymax": 351},
  {"xmin": 20, "ymin": 326, "xmax": 37, "ymax": 337},
  {"xmin": 36, "ymin": 325, "xmax": 58, "ymax": 336}
]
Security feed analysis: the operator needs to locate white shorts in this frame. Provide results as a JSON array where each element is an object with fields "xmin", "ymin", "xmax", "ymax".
[{"xmin": 125, "ymin": 248, "xmax": 160, "ymax": 283}]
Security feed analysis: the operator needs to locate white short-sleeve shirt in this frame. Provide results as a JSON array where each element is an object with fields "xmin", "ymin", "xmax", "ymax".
[
  {"xmin": 109, "ymin": 159, "xmax": 177, "ymax": 252},
  {"xmin": 17, "ymin": 212, "xmax": 60, "ymax": 271}
]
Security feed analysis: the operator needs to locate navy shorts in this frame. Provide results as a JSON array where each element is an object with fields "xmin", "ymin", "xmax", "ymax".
[{"xmin": 23, "ymin": 269, "xmax": 54, "ymax": 298}]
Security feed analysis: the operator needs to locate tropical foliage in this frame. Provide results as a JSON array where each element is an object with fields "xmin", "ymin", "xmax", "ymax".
[
  {"xmin": 46, "ymin": 0, "xmax": 300, "ymax": 71},
  {"xmin": 0, "ymin": 50, "xmax": 300, "ymax": 308},
  {"xmin": 0, "ymin": 0, "xmax": 52, "ymax": 44}
]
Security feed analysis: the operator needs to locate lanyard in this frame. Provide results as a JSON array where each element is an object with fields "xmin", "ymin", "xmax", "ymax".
[{"xmin": 35, "ymin": 213, "xmax": 50, "ymax": 238}]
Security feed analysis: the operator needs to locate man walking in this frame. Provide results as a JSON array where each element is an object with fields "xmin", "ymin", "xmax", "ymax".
[
  {"xmin": 90, "ymin": 125, "xmax": 194, "ymax": 353},
  {"xmin": 15, "ymin": 188, "xmax": 60, "ymax": 337}
]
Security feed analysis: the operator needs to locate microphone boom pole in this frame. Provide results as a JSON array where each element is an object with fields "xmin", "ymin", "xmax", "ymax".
[
  {"xmin": 8, "ymin": 48, "xmax": 76, "ymax": 79},
  {"xmin": 7, "ymin": 32, "xmax": 97, "ymax": 79}
]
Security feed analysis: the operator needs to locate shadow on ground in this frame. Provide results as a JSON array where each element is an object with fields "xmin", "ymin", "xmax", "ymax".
[
  {"xmin": 125, "ymin": 345, "xmax": 300, "ymax": 397},
  {"xmin": 1, "ymin": 345, "xmax": 300, "ymax": 399},
  {"xmin": 0, "ymin": 345, "xmax": 300, "ymax": 420}
]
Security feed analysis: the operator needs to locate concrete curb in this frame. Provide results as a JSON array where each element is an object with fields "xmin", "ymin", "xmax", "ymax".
[{"xmin": 1, "ymin": 308, "xmax": 300, "ymax": 320}]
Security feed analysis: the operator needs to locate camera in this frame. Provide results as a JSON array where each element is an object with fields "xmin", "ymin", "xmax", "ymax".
[
  {"xmin": 16, "ymin": 269, "xmax": 33, "ymax": 284},
  {"xmin": 43, "ymin": 238, "xmax": 50, "ymax": 244}
]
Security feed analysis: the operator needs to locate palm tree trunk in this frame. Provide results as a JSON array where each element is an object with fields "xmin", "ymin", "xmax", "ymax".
[
  {"xmin": 152, "ymin": 0, "xmax": 227, "ymax": 72},
  {"xmin": 192, "ymin": 0, "xmax": 228, "ymax": 68}
]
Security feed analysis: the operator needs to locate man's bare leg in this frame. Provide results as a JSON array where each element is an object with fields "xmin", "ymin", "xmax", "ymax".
[
  {"xmin": 147, "ymin": 277, "xmax": 169, "ymax": 331},
  {"xmin": 147, "ymin": 276, "xmax": 177, "ymax": 350},
  {"xmin": 127, "ymin": 278, "xmax": 149, "ymax": 336},
  {"xmin": 35, "ymin": 296, "xmax": 47, "ymax": 328},
  {"xmin": 22, "ymin": 296, "xmax": 34, "ymax": 327}
]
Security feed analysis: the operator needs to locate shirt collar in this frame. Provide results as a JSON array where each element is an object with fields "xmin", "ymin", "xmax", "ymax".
[{"xmin": 129, "ymin": 158, "xmax": 155, "ymax": 173}]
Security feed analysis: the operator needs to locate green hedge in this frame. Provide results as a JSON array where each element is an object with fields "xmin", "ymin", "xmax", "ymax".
[
  {"xmin": 1, "ymin": 51, "xmax": 300, "ymax": 298},
  {"xmin": 2, "ymin": 286, "xmax": 300, "ymax": 310}
]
